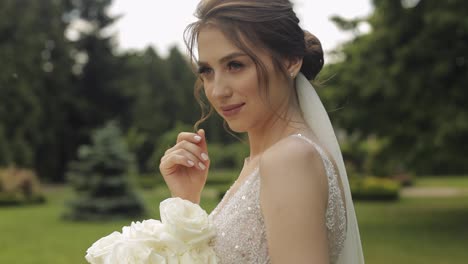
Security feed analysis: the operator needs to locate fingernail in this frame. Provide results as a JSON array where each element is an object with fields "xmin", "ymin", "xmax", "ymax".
[
  {"xmin": 194, "ymin": 135, "xmax": 202, "ymax": 142},
  {"xmin": 188, "ymin": 160, "xmax": 195, "ymax": 166},
  {"xmin": 201, "ymin": 153, "xmax": 209, "ymax": 161},
  {"xmin": 198, "ymin": 162, "xmax": 206, "ymax": 170}
]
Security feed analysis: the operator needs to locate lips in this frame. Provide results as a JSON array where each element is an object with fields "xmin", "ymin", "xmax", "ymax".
[
  {"xmin": 221, "ymin": 103, "xmax": 245, "ymax": 111},
  {"xmin": 220, "ymin": 103, "xmax": 245, "ymax": 117}
]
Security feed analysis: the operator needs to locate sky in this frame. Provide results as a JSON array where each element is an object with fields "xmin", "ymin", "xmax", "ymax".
[{"xmin": 109, "ymin": 0, "xmax": 373, "ymax": 57}]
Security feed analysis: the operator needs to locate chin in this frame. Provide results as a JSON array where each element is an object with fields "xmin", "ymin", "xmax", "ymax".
[{"xmin": 225, "ymin": 121, "xmax": 248, "ymax": 133}]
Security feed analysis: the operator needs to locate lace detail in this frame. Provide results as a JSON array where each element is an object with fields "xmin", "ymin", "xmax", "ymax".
[
  {"xmin": 209, "ymin": 134, "xmax": 346, "ymax": 263},
  {"xmin": 209, "ymin": 167, "xmax": 269, "ymax": 263}
]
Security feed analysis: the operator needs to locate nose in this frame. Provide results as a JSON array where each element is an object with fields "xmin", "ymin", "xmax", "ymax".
[{"xmin": 210, "ymin": 72, "xmax": 232, "ymax": 99}]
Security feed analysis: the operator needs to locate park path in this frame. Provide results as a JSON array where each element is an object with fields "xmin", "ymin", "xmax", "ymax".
[{"xmin": 401, "ymin": 186, "xmax": 468, "ymax": 198}]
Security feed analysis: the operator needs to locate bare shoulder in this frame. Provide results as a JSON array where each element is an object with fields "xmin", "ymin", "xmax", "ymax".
[
  {"xmin": 259, "ymin": 135, "xmax": 328, "ymax": 203},
  {"xmin": 258, "ymin": 135, "xmax": 331, "ymax": 263},
  {"xmin": 259, "ymin": 135, "xmax": 325, "ymax": 180}
]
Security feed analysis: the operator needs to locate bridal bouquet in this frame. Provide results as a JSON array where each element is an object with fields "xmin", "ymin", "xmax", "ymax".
[{"xmin": 85, "ymin": 198, "xmax": 218, "ymax": 264}]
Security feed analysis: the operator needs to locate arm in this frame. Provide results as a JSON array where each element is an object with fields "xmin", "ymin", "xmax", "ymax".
[{"xmin": 259, "ymin": 138, "xmax": 329, "ymax": 264}]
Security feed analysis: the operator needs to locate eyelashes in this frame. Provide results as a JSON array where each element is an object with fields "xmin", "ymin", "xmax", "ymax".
[
  {"xmin": 197, "ymin": 61, "xmax": 244, "ymax": 77},
  {"xmin": 227, "ymin": 61, "xmax": 243, "ymax": 71},
  {"xmin": 197, "ymin": 66, "xmax": 212, "ymax": 75}
]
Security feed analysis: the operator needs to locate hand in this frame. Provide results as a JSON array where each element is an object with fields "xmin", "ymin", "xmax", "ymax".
[{"xmin": 159, "ymin": 129, "xmax": 210, "ymax": 204}]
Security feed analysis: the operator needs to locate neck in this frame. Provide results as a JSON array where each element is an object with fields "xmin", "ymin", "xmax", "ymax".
[{"xmin": 247, "ymin": 106, "xmax": 307, "ymax": 160}]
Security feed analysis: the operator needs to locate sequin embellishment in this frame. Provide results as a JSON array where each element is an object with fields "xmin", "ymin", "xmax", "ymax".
[{"xmin": 209, "ymin": 134, "xmax": 346, "ymax": 263}]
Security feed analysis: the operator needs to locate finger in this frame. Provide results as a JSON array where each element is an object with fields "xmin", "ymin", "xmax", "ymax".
[
  {"xmin": 174, "ymin": 140, "xmax": 210, "ymax": 164},
  {"xmin": 160, "ymin": 153, "xmax": 196, "ymax": 172},
  {"xmin": 171, "ymin": 149, "xmax": 206, "ymax": 170},
  {"xmin": 161, "ymin": 145, "xmax": 177, "ymax": 162},
  {"xmin": 164, "ymin": 146, "xmax": 175, "ymax": 157},
  {"xmin": 196, "ymin": 129, "xmax": 210, "ymax": 168},
  {"xmin": 162, "ymin": 140, "xmax": 208, "ymax": 166},
  {"xmin": 162, "ymin": 140, "xmax": 197, "ymax": 160},
  {"xmin": 177, "ymin": 132, "xmax": 203, "ymax": 144},
  {"xmin": 197, "ymin": 129, "xmax": 208, "ymax": 153},
  {"xmin": 162, "ymin": 147, "xmax": 207, "ymax": 171}
]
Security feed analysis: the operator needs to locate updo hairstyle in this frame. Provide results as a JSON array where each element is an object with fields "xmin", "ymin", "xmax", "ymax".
[{"xmin": 185, "ymin": 0, "xmax": 324, "ymax": 128}]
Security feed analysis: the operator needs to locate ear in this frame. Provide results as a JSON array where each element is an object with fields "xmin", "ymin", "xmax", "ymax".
[{"xmin": 284, "ymin": 56, "xmax": 303, "ymax": 78}]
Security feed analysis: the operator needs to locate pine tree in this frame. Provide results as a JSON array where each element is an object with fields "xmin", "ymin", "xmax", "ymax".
[{"xmin": 65, "ymin": 122, "xmax": 145, "ymax": 221}]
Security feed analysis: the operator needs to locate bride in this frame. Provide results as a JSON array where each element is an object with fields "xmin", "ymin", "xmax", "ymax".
[{"xmin": 159, "ymin": 0, "xmax": 365, "ymax": 263}]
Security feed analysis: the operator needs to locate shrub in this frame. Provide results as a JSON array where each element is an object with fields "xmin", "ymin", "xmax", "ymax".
[
  {"xmin": 65, "ymin": 122, "xmax": 146, "ymax": 221},
  {"xmin": 341, "ymin": 133, "xmax": 405, "ymax": 177},
  {"xmin": 350, "ymin": 176, "xmax": 401, "ymax": 201},
  {"xmin": 148, "ymin": 122, "xmax": 193, "ymax": 172},
  {"xmin": 391, "ymin": 172, "xmax": 415, "ymax": 187},
  {"xmin": 0, "ymin": 167, "xmax": 46, "ymax": 206},
  {"xmin": 208, "ymin": 142, "xmax": 249, "ymax": 170}
]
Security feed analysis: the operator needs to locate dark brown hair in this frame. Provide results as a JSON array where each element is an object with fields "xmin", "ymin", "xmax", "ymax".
[{"xmin": 184, "ymin": 0, "xmax": 324, "ymax": 130}]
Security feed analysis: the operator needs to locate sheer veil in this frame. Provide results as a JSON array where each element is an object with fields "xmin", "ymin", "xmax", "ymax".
[{"xmin": 296, "ymin": 73, "xmax": 365, "ymax": 263}]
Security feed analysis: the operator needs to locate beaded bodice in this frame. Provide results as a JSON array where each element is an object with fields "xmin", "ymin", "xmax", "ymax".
[{"xmin": 208, "ymin": 134, "xmax": 347, "ymax": 263}]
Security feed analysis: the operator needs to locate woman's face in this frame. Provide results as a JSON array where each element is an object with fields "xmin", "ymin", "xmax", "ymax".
[{"xmin": 197, "ymin": 26, "xmax": 290, "ymax": 133}]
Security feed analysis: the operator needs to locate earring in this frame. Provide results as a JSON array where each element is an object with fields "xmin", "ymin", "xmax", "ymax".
[{"xmin": 290, "ymin": 72, "xmax": 295, "ymax": 78}]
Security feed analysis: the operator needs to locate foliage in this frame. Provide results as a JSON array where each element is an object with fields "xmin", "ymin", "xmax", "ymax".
[
  {"xmin": 121, "ymin": 47, "xmax": 201, "ymax": 173},
  {"xmin": 340, "ymin": 132, "xmax": 395, "ymax": 177},
  {"xmin": 350, "ymin": 176, "xmax": 401, "ymax": 201},
  {"xmin": 0, "ymin": 0, "xmax": 208, "ymax": 182},
  {"xmin": 208, "ymin": 142, "xmax": 249, "ymax": 170},
  {"xmin": 1, "ymin": 0, "xmax": 466, "ymax": 184},
  {"xmin": 0, "ymin": 167, "xmax": 45, "ymax": 205},
  {"xmin": 0, "ymin": 0, "xmax": 76, "ymax": 182},
  {"xmin": 65, "ymin": 122, "xmax": 145, "ymax": 221},
  {"xmin": 322, "ymin": 0, "xmax": 468, "ymax": 174},
  {"xmin": 147, "ymin": 121, "xmax": 194, "ymax": 172}
]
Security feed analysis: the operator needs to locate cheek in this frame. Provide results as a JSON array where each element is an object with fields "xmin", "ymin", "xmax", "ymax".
[
  {"xmin": 237, "ymin": 69, "xmax": 261, "ymax": 97},
  {"xmin": 201, "ymin": 80, "xmax": 218, "ymax": 106}
]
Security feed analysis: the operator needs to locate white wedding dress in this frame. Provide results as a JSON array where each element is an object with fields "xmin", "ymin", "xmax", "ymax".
[{"xmin": 209, "ymin": 134, "xmax": 347, "ymax": 264}]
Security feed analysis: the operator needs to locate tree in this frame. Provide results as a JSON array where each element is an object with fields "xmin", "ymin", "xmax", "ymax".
[
  {"xmin": 0, "ymin": 0, "xmax": 76, "ymax": 182},
  {"xmin": 68, "ymin": 0, "xmax": 131, "ymax": 136},
  {"xmin": 121, "ymin": 47, "xmax": 174, "ymax": 171},
  {"xmin": 65, "ymin": 122, "xmax": 145, "ymax": 221},
  {"xmin": 322, "ymin": 0, "xmax": 468, "ymax": 174}
]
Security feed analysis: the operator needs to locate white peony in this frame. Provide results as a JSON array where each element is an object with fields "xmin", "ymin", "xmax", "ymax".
[
  {"xmin": 122, "ymin": 219, "xmax": 187, "ymax": 253},
  {"xmin": 185, "ymin": 246, "xmax": 219, "ymax": 264},
  {"xmin": 85, "ymin": 198, "xmax": 218, "ymax": 264},
  {"xmin": 85, "ymin": 232, "xmax": 123, "ymax": 264},
  {"xmin": 122, "ymin": 219, "xmax": 166, "ymax": 239},
  {"xmin": 160, "ymin": 198, "xmax": 216, "ymax": 247},
  {"xmin": 107, "ymin": 239, "xmax": 168, "ymax": 264}
]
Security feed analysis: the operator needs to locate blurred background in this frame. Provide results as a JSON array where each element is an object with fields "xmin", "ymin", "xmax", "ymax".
[{"xmin": 0, "ymin": 0, "xmax": 467, "ymax": 263}]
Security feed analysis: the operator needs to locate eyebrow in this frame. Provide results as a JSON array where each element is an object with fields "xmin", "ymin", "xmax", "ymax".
[{"xmin": 198, "ymin": 52, "xmax": 248, "ymax": 66}]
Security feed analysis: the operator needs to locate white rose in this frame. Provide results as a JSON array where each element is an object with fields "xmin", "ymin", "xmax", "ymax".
[
  {"xmin": 107, "ymin": 239, "xmax": 168, "ymax": 264},
  {"xmin": 160, "ymin": 198, "xmax": 215, "ymax": 247},
  {"xmin": 86, "ymin": 198, "xmax": 219, "ymax": 264},
  {"xmin": 122, "ymin": 219, "xmax": 187, "ymax": 253},
  {"xmin": 122, "ymin": 219, "xmax": 165, "ymax": 239},
  {"xmin": 85, "ymin": 232, "xmax": 123, "ymax": 264},
  {"xmin": 183, "ymin": 246, "xmax": 218, "ymax": 264}
]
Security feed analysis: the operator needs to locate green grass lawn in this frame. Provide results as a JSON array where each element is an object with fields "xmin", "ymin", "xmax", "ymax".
[
  {"xmin": 357, "ymin": 196, "xmax": 468, "ymax": 264},
  {"xmin": 1, "ymin": 175, "xmax": 467, "ymax": 263}
]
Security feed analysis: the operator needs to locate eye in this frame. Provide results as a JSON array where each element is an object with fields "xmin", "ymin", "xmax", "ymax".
[
  {"xmin": 197, "ymin": 66, "xmax": 213, "ymax": 79},
  {"xmin": 198, "ymin": 66, "xmax": 212, "ymax": 75},
  {"xmin": 227, "ymin": 61, "xmax": 244, "ymax": 72}
]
